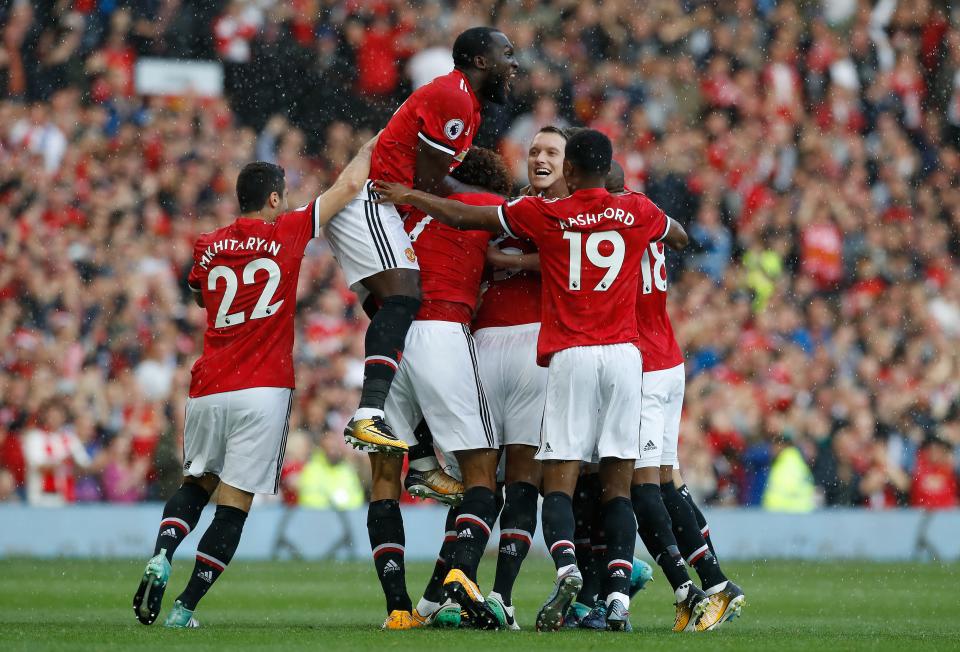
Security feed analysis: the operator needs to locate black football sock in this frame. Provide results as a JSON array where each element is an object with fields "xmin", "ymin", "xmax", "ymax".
[
  {"xmin": 422, "ymin": 507, "xmax": 458, "ymax": 603},
  {"xmin": 176, "ymin": 505, "xmax": 247, "ymax": 610},
  {"xmin": 541, "ymin": 491, "xmax": 577, "ymax": 571},
  {"xmin": 368, "ymin": 499, "xmax": 411, "ymax": 613},
  {"xmin": 573, "ymin": 474, "xmax": 600, "ymax": 606},
  {"xmin": 680, "ymin": 483, "xmax": 716, "ymax": 556},
  {"xmin": 492, "ymin": 482, "xmax": 538, "ymax": 605},
  {"xmin": 450, "ymin": 486, "xmax": 497, "ymax": 581},
  {"xmin": 662, "ymin": 481, "xmax": 727, "ymax": 589},
  {"xmin": 153, "ymin": 483, "xmax": 210, "ymax": 562},
  {"xmin": 602, "ymin": 497, "xmax": 637, "ymax": 604},
  {"xmin": 631, "ymin": 483, "xmax": 692, "ymax": 592},
  {"xmin": 407, "ymin": 420, "xmax": 438, "ymax": 469},
  {"xmin": 359, "ymin": 295, "xmax": 420, "ymax": 412}
]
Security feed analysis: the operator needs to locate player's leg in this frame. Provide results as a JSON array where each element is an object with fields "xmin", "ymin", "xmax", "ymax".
[
  {"xmin": 414, "ymin": 506, "xmax": 459, "ymax": 625},
  {"xmin": 134, "ymin": 392, "xmax": 226, "ymax": 626},
  {"xmin": 442, "ymin": 447, "xmax": 501, "ymax": 629},
  {"xmin": 324, "ymin": 188, "xmax": 420, "ymax": 453},
  {"xmin": 597, "ymin": 457, "xmax": 637, "ymax": 632},
  {"xmin": 404, "ymin": 420, "xmax": 464, "ymax": 505},
  {"xmin": 489, "ymin": 443, "xmax": 539, "ymax": 629},
  {"xmin": 677, "ymin": 472, "xmax": 716, "ymax": 555},
  {"xmin": 569, "ymin": 469, "xmax": 600, "ymax": 623},
  {"xmin": 164, "ymin": 386, "xmax": 292, "ymax": 628},
  {"xmin": 535, "ymin": 347, "xmax": 601, "ymax": 631},
  {"xmin": 165, "ymin": 482, "xmax": 253, "ymax": 628},
  {"xmin": 133, "ymin": 474, "xmax": 217, "ymax": 625}
]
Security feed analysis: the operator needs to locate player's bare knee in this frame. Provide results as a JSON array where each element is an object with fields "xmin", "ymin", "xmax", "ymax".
[
  {"xmin": 659, "ymin": 465, "xmax": 675, "ymax": 485},
  {"xmin": 504, "ymin": 445, "xmax": 541, "ymax": 486},
  {"xmin": 217, "ymin": 482, "xmax": 254, "ymax": 512},
  {"xmin": 184, "ymin": 473, "xmax": 220, "ymax": 496},
  {"xmin": 632, "ymin": 465, "xmax": 659, "ymax": 486},
  {"xmin": 365, "ymin": 268, "xmax": 422, "ymax": 301}
]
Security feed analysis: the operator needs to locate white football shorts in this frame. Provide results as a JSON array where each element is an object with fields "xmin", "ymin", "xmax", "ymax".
[
  {"xmin": 183, "ymin": 387, "xmax": 293, "ymax": 495},
  {"xmin": 323, "ymin": 180, "xmax": 420, "ymax": 292},
  {"xmin": 635, "ymin": 363, "xmax": 685, "ymax": 469},
  {"xmin": 386, "ymin": 320, "xmax": 497, "ymax": 454},
  {"xmin": 538, "ymin": 344, "xmax": 643, "ymax": 462},
  {"xmin": 473, "ymin": 323, "xmax": 547, "ymax": 448}
]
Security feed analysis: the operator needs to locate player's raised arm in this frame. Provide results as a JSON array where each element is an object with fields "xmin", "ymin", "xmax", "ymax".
[
  {"xmin": 313, "ymin": 132, "xmax": 380, "ymax": 225},
  {"xmin": 487, "ymin": 245, "xmax": 540, "ymax": 272},
  {"xmin": 373, "ymin": 181, "xmax": 503, "ymax": 233}
]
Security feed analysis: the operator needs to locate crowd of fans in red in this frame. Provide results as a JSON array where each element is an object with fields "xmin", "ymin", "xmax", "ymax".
[{"xmin": 0, "ymin": 0, "xmax": 957, "ymax": 509}]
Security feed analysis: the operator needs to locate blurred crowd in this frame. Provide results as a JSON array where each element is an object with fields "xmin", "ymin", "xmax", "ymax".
[{"xmin": 0, "ymin": 0, "xmax": 958, "ymax": 510}]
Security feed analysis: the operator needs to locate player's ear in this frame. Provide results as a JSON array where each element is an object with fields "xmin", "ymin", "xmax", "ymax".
[{"xmin": 269, "ymin": 191, "xmax": 281, "ymax": 209}]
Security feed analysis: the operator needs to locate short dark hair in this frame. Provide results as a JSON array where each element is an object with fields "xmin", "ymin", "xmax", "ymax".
[
  {"xmin": 450, "ymin": 146, "xmax": 512, "ymax": 197},
  {"xmin": 453, "ymin": 27, "xmax": 501, "ymax": 69},
  {"xmin": 536, "ymin": 125, "xmax": 568, "ymax": 140},
  {"xmin": 565, "ymin": 129, "xmax": 612, "ymax": 176},
  {"xmin": 236, "ymin": 162, "xmax": 285, "ymax": 213}
]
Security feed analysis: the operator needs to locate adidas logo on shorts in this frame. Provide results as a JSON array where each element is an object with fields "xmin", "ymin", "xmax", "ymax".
[
  {"xmin": 198, "ymin": 570, "xmax": 214, "ymax": 583},
  {"xmin": 544, "ymin": 443, "xmax": 554, "ymax": 453},
  {"xmin": 183, "ymin": 460, "xmax": 192, "ymax": 471},
  {"xmin": 383, "ymin": 560, "xmax": 401, "ymax": 574},
  {"xmin": 643, "ymin": 440, "xmax": 657, "ymax": 452},
  {"xmin": 160, "ymin": 527, "xmax": 178, "ymax": 538}
]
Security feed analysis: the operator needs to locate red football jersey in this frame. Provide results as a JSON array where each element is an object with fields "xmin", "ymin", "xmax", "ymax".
[
  {"xmin": 405, "ymin": 192, "xmax": 496, "ymax": 324},
  {"xmin": 635, "ymin": 241, "xmax": 684, "ymax": 371},
  {"xmin": 499, "ymin": 188, "xmax": 669, "ymax": 366},
  {"xmin": 186, "ymin": 200, "xmax": 322, "ymax": 397},
  {"xmin": 371, "ymin": 69, "xmax": 482, "ymax": 191},
  {"xmin": 471, "ymin": 234, "xmax": 541, "ymax": 330}
]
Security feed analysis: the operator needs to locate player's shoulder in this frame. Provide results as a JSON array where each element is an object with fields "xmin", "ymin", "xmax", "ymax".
[{"xmin": 417, "ymin": 70, "xmax": 474, "ymax": 106}]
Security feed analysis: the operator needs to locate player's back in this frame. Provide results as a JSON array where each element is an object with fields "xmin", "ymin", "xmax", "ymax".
[
  {"xmin": 635, "ymin": 241, "xmax": 684, "ymax": 371},
  {"xmin": 499, "ymin": 188, "xmax": 669, "ymax": 365},
  {"xmin": 188, "ymin": 207, "xmax": 316, "ymax": 397},
  {"xmin": 472, "ymin": 234, "xmax": 541, "ymax": 330},
  {"xmin": 405, "ymin": 191, "xmax": 496, "ymax": 323},
  {"xmin": 370, "ymin": 69, "xmax": 481, "ymax": 188}
]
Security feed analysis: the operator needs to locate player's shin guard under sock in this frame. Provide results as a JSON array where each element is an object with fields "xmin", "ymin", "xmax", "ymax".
[
  {"xmin": 368, "ymin": 499, "xmax": 411, "ymax": 613},
  {"xmin": 631, "ymin": 483, "xmax": 691, "ymax": 592},
  {"xmin": 492, "ymin": 482, "xmax": 538, "ymax": 604},
  {"xmin": 176, "ymin": 505, "xmax": 247, "ymax": 610},
  {"xmin": 573, "ymin": 474, "xmax": 600, "ymax": 606},
  {"xmin": 153, "ymin": 483, "xmax": 210, "ymax": 562},
  {"xmin": 680, "ymin": 483, "xmax": 716, "ymax": 557},
  {"xmin": 358, "ymin": 295, "xmax": 421, "ymax": 414},
  {"xmin": 602, "ymin": 497, "xmax": 636, "ymax": 602},
  {"xmin": 450, "ymin": 487, "xmax": 497, "ymax": 581},
  {"xmin": 541, "ymin": 491, "xmax": 577, "ymax": 572},
  {"xmin": 423, "ymin": 507, "xmax": 458, "ymax": 603},
  {"xmin": 661, "ymin": 481, "xmax": 727, "ymax": 589}
]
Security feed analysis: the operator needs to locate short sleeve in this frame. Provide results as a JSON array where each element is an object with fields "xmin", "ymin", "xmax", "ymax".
[
  {"xmin": 187, "ymin": 238, "xmax": 206, "ymax": 291},
  {"xmin": 417, "ymin": 83, "xmax": 474, "ymax": 157},
  {"xmin": 498, "ymin": 196, "xmax": 542, "ymax": 242},
  {"xmin": 639, "ymin": 197, "xmax": 670, "ymax": 243}
]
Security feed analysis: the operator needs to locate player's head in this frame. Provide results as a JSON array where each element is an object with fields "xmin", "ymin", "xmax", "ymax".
[
  {"xmin": 605, "ymin": 160, "xmax": 625, "ymax": 194},
  {"xmin": 453, "ymin": 27, "xmax": 518, "ymax": 105},
  {"xmin": 528, "ymin": 126, "xmax": 568, "ymax": 195},
  {"xmin": 236, "ymin": 162, "xmax": 287, "ymax": 217},
  {"xmin": 450, "ymin": 146, "xmax": 512, "ymax": 196},
  {"xmin": 563, "ymin": 129, "xmax": 613, "ymax": 192}
]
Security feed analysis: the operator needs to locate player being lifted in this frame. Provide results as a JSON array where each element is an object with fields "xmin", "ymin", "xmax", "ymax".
[
  {"xmin": 132, "ymin": 136, "xmax": 378, "ymax": 628},
  {"xmin": 324, "ymin": 27, "xmax": 518, "ymax": 462},
  {"xmin": 472, "ymin": 126, "xmax": 566, "ymax": 628},
  {"xmin": 374, "ymin": 129, "xmax": 688, "ymax": 632},
  {"xmin": 365, "ymin": 147, "xmax": 509, "ymax": 630}
]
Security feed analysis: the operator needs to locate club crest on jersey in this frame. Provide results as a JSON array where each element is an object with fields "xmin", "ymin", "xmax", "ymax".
[
  {"xmin": 404, "ymin": 248, "xmax": 417, "ymax": 262},
  {"xmin": 444, "ymin": 118, "xmax": 465, "ymax": 140}
]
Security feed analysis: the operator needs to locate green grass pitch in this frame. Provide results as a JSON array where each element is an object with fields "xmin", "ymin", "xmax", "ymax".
[{"xmin": 1, "ymin": 557, "xmax": 958, "ymax": 651}]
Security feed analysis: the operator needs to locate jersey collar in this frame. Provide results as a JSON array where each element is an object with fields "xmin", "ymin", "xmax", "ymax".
[{"xmin": 454, "ymin": 69, "xmax": 483, "ymax": 113}]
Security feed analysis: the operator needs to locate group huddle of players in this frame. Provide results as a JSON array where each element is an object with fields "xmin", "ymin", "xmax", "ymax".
[{"xmin": 130, "ymin": 26, "xmax": 745, "ymax": 633}]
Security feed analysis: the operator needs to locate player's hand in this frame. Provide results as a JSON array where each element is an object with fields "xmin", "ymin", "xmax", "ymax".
[
  {"xmin": 486, "ymin": 245, "xmax": 519, "ymax": 270},
  {"xmin": 371, "ymin": 181, "xmax": 411, "ymax": 205}
]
